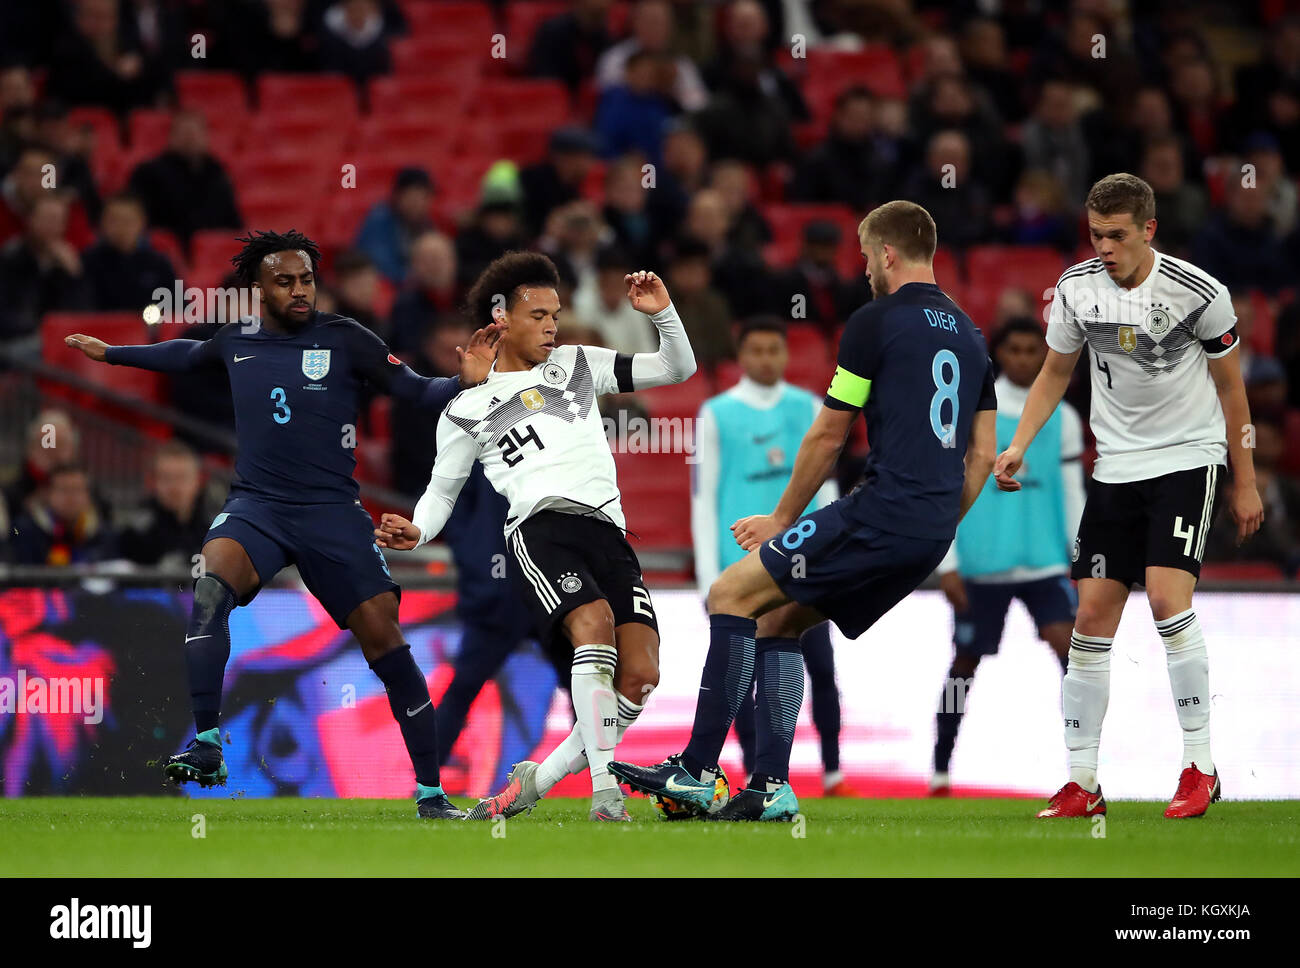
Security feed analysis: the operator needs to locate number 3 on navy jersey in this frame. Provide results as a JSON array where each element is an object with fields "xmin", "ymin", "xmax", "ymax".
[
  {"xmin": 270, "ymin": 387, "xmax": 292, "ymax": 424},
  {"xmin": 929, "ymin": 349, "xmax": 959, "ymax": 446}
]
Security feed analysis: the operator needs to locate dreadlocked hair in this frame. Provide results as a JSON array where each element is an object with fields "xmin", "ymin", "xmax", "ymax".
[{"xmin": 230, "ymin": 229, "xmax": 322, "ymax": 285}]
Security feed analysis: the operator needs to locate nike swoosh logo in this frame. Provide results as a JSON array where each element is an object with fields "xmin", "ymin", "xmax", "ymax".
[
  {"xmin": 765, "ymin": 539, "xmax": 787, "ymax": 558},
  {"xmin": 406, "ymin": 700, "xmax": 432, "ymax": 718},
  {"xmin": 665, "ymin": 776, "xmax": 702, "ymax": 793},
  {"xmin": 184, "ymin": 635, "xmax": 211, "ymax": 644},
  {"xmin": 233, "ymin": 355, "xmax": 255, "ymax": 362},
  {"xmin": 763, "ymin": 792, "xmax": 786, "ymax": 808},
  {"xmin": 753, "ymin": 433, "xmax": 777, "ymax": 444},
  {"xmin": 1086, "ymin": 795, "xmax": 1103, "ymax": 811}
]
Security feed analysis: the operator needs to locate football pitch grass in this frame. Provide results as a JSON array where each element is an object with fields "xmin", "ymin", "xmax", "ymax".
[{"xmin": 3, "ymin": 797, "xmax": 1297, "ymax": 876}]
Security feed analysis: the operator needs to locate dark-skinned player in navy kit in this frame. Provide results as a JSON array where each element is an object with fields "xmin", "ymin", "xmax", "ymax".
[{"xmin": 65, "ymin": 230, "xmax": 499, "ymax": 819}]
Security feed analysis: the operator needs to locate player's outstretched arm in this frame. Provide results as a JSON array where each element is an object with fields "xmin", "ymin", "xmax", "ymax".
[
  {"xmin": 385, "ymin": 412, "xmax": 477, "ymax": 550},
  {"xmin": 66, "ymin": 333, "xmax": 217, "ymax": 371},
  {"xmin": 625, "ymin": 270, "xmax": 697, "ymax": 387},
  {"xmin": 732, "ymin": 404, "xmax": 855, "ymax": 550},
  {"xmin": 959, "ymin": 408, "xmax": 997, "ymax": 520},
  {"xmin": 995, "ymin": 347, "xmax": 1079, "ymax": 491},
  {"xmin": 1208, "ymin": 350, "xmax": 1264, "ymax": 545}
]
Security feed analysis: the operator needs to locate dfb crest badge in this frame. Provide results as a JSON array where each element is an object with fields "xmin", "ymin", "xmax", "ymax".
[
  {"xmin": 521, "ymin": 388, "xmax": 545, "ymax": 411},
  {"xmin": 302, "ymin": 349, "xmax": 331, "ymax": 380},
  {"xmin": 1118, "ymin": 326, "xmax": 1136, "ymax": 353}
]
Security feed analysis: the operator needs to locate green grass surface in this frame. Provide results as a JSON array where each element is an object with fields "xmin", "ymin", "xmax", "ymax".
[{"xmin": 2, "ymin": 797, "xmax": 1296, "ymax": 876}]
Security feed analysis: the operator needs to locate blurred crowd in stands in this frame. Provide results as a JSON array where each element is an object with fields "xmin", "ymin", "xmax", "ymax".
[{"xmin": 0, "ymin": 0, "xmax": 1299, "ymax": 576}]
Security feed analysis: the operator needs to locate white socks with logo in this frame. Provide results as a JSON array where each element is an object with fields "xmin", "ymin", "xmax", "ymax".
[
  {"xmin": 1064, "ymin": 631, "xmax": 1112, "ymax": 792},
  {"xmin": 1157, "ymin": 608, "xmax": 1213, "ymax": 774},
  {"xmin": 567, "ymin": 644, "xmax": 620, "ymax": 793},
  {"xmin": 536, "ymin": 693, "xmax": 645, "ymax": 796}
]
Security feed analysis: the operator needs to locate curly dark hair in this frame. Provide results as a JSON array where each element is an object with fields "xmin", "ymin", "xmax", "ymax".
[
  {"xmin": 230, "ymin": 229, "xmax": 322, "ymax": 286},
  {"xmin": 464, "ymin": 250, "xmax": 561, "ymax": 325}
]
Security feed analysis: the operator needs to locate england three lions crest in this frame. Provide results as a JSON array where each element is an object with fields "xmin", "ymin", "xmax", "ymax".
[{"xmin": 302, "ymin": 349, "xmax": 331, "ymax": 380}]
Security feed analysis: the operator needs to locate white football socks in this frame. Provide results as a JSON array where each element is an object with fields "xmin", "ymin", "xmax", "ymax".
[
  {"xmin": 536, "ymin": 692, "xmax": 646, "ymax": 796},
  {"xmin": 1156, "ymin": 608, "xmax": 1213, "ymax": 774},
  {"xmin": 1064, "ymin": 631, "xmax": 1112, "ymax": 792},
  {"xmin": 568, "ymin": 644, "xmax": 620, "ymax": 793}
]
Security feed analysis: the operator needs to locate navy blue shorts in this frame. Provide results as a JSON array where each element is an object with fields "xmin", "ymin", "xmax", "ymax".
[
  {"xmin": 758, "ymin": 501, "xmax": 948, "ymax": 640},
  {"xmin": 953, "ymin": 575, "xmax": 1077, "ymax": 657},
  {"xmin": 204, "ymin": 496, "xmax": 400, "ymax": 628}
]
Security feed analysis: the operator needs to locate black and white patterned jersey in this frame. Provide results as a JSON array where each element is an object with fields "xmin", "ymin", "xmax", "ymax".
[{"xmin": 1046, "ymin": 250, "xmax": 1239, "ymax": 483}]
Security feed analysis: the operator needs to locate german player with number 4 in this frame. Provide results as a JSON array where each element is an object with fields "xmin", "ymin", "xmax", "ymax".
[
  {"xmin": 611, "ymin": 201, "xmax": 999, "ymax": 821},
  {"xmin": 375, "ymin": 254, "xmax": 696, "ymax": 822},
  {"xmin": 994, "ymin": 174, "xmax": 1264, "ymax": 820}
]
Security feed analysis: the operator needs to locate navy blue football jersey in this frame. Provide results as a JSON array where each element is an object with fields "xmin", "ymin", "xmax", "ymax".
[
  {"xmin": 106, "ymin": 312, "xmax": 459, "ymax": 504},
  {"xmin": 824, "ymin": 283, "xmax": 996, "ymax": 540}
]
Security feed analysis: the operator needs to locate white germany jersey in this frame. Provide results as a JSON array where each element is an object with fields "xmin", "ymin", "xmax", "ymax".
[
  {"xmin": 434, "ymin": 343, "xmax": 626, "ymax": 537},
  {"xmin": 1046, "ymin": 250, "xmax": 1239, "ymax": 483}
]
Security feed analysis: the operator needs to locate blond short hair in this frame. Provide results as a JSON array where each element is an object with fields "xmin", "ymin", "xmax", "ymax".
[{"xmin": 858, "ymin": 201, "xmax": 937, "ymax": 263}]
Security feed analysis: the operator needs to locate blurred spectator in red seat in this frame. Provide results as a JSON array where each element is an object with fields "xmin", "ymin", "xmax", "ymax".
[
  {"xmin": 319, "ymin": 0, "xmax": 393, "ymax": 85},
  {"xmin": 34, "ymin": 101, "xmax": 103, "ymax": 223},
  {"xmin": 910, "ymin": 71, "xmax": 1015, "ymax": 198},
  {"xmin": 0, "ymin": 64, "xmax": 36, "ymax": 114},
  {"xmin": 530, "ymin": 0, "xmax": 614, "ymax": 93},
  {"xmin": 519, "ymin": 127, "xmax": 600, "ymax": 240},
  {"xmin": 82, "ymin": 192, "xmax": 177, "ymax": 312},
  {"xmin": 1245, "ymin": 356, "xmax": 1289, "ymax": 417},
  {"xmin": 664, "ymin": 236, "xmax": 732, "ymax": 371},
  {"xmin": 1242, "ymin": 130, "xmax": 1297, "ymax": 238},
  {"xmin": 645, "ymin": 120, "xmax": 709, "ymax": 243},
  {"xmin": 572, "ymin": 245, "xmax": 657, "ymax": 353},
  {"xmin": 595, "ymin": 0, "xmax": 708, "ymax": 112},
  {"xmin": 595, "ymin": 48, "xmax": 676, "ymax": 167},
  {"xmin": 46, "ymin": 0, "xmax": 170, "ymax": 115},
  {"xmin": 691, "ymin": 50, "xmax": 797, "ymax": 167},
  {"xmin": 355, "ymin": 166, "xmax": 435, "ymax": 284},
  {"xmin": 536, "ymin": 197, "xmax": 605, "ymax": 292},
  {"xmin": 391, "ymin": 317, "xmax": 471, "ymax": 497},
  {"xmin": 458, "ymin": 179, "xmax": 531, "ymax": 288},
  {"xmin": 1204, "ymin": 414, "xmax": 1300, "ymax": 577},
  {"xmin": 0, "ymin": 65, "xmax": 37, "ymax": 170},
  {"xmin": 704, "ymin": 0, "xmax": 808, "ymax": 123},
  {"xmin": 0, "ymin": 144, "xmax": 95, "ymax": 249},
  {"xmin": 1232, "ymin": 16, "xmax": 1300, "ymax": 158},
  {"xmin": 119, "ymin": 441, "xmax": 219, "ymax": 567},
  {"xmin": 900, "ymin": 129, "xmax": 992, "ymax": 251},
  {"xmin": 680, "ymin": 186, "xmax": 769, "ymax": 319},
  {"xmin": 4, "ymin": 410, "xmax": 85, "ymax": 517},
  {"xmin": 1088, "ymin": 85, "xmax": 1197, "ymax": 189},
  {"xmin": 709, "ymin": 159, "xmax": 769, "ymax": 254},
  {"xmin": 0, "ymin": 194, "xmax": 93, "ymax": 354},
  {"xmin": 789, "ymin": 85, "xmax": 899, "ymax": 211},
  {"xmin": 1021, "ymin": 78, "xmax": 1089, "ymax": 205},
  {"xmin": 1170, "ymin": 57, "xmax": 1226, "ymax": 161},
  {"xmin": 331, "ymin": 248, "xmax": 385, "ymax": 337},
  {"xmin": 959, "ymin": 17, "xmax": 1026, "ymax": 124},
  {"xmin": 235, "ymin": 0, "xmax": 320, "ymax": 75},
  {"xmin": 1000, "ymin": 169, "xmax": 1076, "ymax": 253},
  {"xmin": 773, "ymin": 219, "xmax": 869, "ymax": 336},
  {"xmin": 389, "ymin": 231, "xmax": 460, "ymax": 358},
  {"xmin": 12, "ymin": 464, "xmax": 117, "ymax": 566},
  {"xmin": 601, "ymin": 156, "xmax": 655, "ymax": 266},
  {"xmin": 126, "ymin": 111, "xmax": 241, "ymax": 247},
  {"xmin": 1140, "ymin": 133, "xmax": 1207, "ymax": 259},
  {"xmin": 1192, "ymin": 171, "xmax": 1289, "ymax": 294}
]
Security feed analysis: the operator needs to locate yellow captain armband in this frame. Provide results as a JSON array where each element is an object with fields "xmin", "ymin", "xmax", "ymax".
[{"xmin": 826, "ymin": 366, "xmax": 871, "ymax": 407}]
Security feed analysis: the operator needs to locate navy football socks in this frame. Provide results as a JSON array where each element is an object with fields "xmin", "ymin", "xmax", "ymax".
[
  {"xmin": 682, "ymin": 614, "xmax": 756, "ymax": 780},
  {"xmin": 370, "ymin": 644, "xmax": 442, "ymax": 788},
  {"xmin": 186, "ymin": 574, "xmax": 236, "ymax": 735},
  {"xmin": 752, "ymin": 637, "xmax": 804, "ymax": 785}
]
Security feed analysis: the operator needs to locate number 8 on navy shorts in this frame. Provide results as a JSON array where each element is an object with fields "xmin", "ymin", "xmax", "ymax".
[{"xmin": 758, "ymin": 499, "xmax": 949, "ymax": 640}]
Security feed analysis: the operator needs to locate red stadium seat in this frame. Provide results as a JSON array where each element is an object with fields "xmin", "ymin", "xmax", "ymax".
[
  {"xmin": 954, "ymin": 283, "xmax": 1001, "ymax": 336},
  {"xmin": 390, "ymin": 36, "xmax": 490, "ymax": 77},
  {"xmin": 175, "ymin": 71, "xmax": 249, "ymax": 121},
  {"xmin": 355, "ymin": 116, "xmax": 455, "ymax": 166},
  {"xmin": 256, "ymin": 73, "xmax": 359, "ymax": 118},
  {"xmin": 67, "ymin": 106, "xmax": 122, "ymax": 154},
  {"xmin": 367, "ymin": 76, "xmax": 476, "ymax": 119},
  {"xmin": 638, "ymin": 380, "xmax": 711, "ymax": 420},
  {"xmin": 233, "ymin": 155, "xmax": 335, "ymax": 200},
  {"xmin": 804, "ymin": 47, "xmax": 906, "ymax": 100},
  {"xmin": 149, "ymin": 229, "xmax": 187, "ymax": 277},
  {"xmin": 933, "ymin": 246, "xmax": 961, "ymax": 292},
  {"xmin": 402, "ymin": 0, "xmax": 496, "ymax": 40},
  {"xmin": 245, "ymin": 113, "xmax": 355, "ymax": 156},
  {"xmin": 1247, "ymin": 289, "xmax": 1277, "ymax": 357},
  {"xmin": 475, "ymin": 79, "xmax": 572, "ymax": 123},
  {"xmin": 127, "ymin": 108, "xmax": 173, "ymax": 154},
  {"xmin": 786, "ymin": 323, "xmax": 829, "ymax": 364},
  {"xmin": 965, "ymin": 245, "xmax": 1065, "ymax": 304}
]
